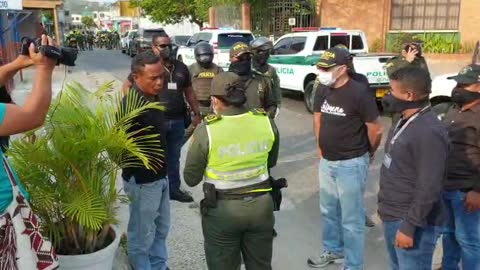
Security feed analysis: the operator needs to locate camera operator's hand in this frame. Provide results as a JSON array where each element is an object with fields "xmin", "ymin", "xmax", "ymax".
[
  {"xmin": 13, "ymin": 55, "xmax": 34, "ymax": 69},
  {"xmin": 29, "ymin": 35, "xmax": 57, "ymax": 71}
]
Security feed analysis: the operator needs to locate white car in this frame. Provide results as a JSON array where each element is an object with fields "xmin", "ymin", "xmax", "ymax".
[
  {"xmin": 121, "ymin": 29, "xmax": 137, "ymax": 55},
  {"xmin": 269, "ymin": 28, "xmax": 395, "ymax": 112},
  {"xmin": 176, "ymin": 28, "xmax": 254, "ymax": 69},
  {"xmin": 430, "ymin": 74, "xmax": 456, "ymax": 105}
]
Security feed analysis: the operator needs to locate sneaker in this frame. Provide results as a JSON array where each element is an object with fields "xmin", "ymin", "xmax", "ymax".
[
  {"xmin": 307, "ymin": 251, "xmax": 344, "ymax": 268},
  {"xmin": 365, "ymin": 215, "xmax": 376, "ymax": 227},
  {"xmin": 170, "ymin": 190, "xmax": 194, "ymax": 203}
]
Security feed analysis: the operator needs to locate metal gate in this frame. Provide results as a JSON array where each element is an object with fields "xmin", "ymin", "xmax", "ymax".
[{"xmin": 251, "ymin": 0, "xmax": 317, "ymax": 39}]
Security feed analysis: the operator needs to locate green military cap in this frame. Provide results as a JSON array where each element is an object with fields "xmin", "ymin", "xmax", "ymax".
[
  {"xmin": 447, "ymin": 64, "xmax": 480, "ymax": 84},
  {"xmin": 210, "ymin": 72, "xmax": 241, "ymax": 96},
  {"xmin": 230, "ymin": 42, "xmax": 252, "ymax": 59}
]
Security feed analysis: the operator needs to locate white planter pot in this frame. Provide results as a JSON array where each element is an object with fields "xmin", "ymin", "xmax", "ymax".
[{"xmin": 58, "ymin": 226, "xmax": 121, "ymax": 270}]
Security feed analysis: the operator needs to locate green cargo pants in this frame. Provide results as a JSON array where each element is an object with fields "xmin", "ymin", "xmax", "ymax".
[{"xmin": 202, "ymin": 193, "xmax": 274, "ymax": 270}]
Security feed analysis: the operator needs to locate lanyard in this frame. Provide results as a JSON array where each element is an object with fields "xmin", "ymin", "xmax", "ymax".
[
  {"xmin": 162, "ymin": 63, "xmax": 175, "ymax": 83},
  {"xmin": 390, "ymin": 105, "xmax": 431, "ymax": 146}
]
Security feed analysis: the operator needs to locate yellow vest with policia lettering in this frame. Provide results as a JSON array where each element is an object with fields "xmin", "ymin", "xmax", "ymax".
[{"xmin": 204, "ymin": 110, "xmax": 275, "ymax": 191}]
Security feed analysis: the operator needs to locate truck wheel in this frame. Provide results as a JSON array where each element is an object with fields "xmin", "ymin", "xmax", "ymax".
[{"xmin": 303, "ymin": 80, "xmax": 316, "ymax": 114}]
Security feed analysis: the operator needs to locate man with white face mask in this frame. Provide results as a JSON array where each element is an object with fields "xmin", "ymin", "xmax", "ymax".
[{"xmin": 309, "ymin": 47, "xmax": 383, "ymax": 270}]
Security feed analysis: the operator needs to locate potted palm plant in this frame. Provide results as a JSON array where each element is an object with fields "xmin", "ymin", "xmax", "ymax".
[{"xmin": 8, "ymin": 81, "xmax": 164, "ymax": 269}]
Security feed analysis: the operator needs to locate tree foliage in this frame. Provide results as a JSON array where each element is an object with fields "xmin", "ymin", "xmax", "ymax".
[
  {"xmin": 130, "ymin": 0, "xmax": 260, "ymax": 28},
  {"xmin": 81, "ymin": 16, "xmax": 97, "ymax": 29}
]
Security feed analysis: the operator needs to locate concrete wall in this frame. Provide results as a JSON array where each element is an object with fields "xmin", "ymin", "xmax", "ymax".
[
  {"xmin": 459, "ymin": 0, "xmax": 480, "ymax": 44},
  {"xmin": 318, "ymin": 0, "xmax": 389, "ymax": 49}
]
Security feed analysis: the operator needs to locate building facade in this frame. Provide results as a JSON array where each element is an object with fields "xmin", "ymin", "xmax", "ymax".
[{"xmin": 316, "ymin": 0, "xmax": 479, "ymax": 51}]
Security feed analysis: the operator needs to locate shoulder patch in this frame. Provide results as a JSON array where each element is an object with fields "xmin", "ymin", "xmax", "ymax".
[
  {"xmin": 204, "ymin": 114, "xmax": 222, "ymax": 124},
  {"xmin": 250, "ymin": 108, "xmax": 268, "ymax": 116}
]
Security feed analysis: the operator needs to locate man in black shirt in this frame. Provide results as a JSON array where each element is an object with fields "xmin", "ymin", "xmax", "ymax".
[
  {"xmin": 154, "ymin": 34, "xmax": 201, "ymax": 203},
  {"xmin": 123, "ymin": 34, "xmax": 201, "ymax": 203},
  {"xmin": 122, "ymin": 51, "xmax": 170, "ymax": 270},
  {"xmin": 308, "ymin": 47, "xmax": 383, "ymax": 270},
  {"xmin": 439, "ymin": 65, "xmax": 480, "ymax": 270},
  {"xmin": 378, "ymin": 67, "xmax": 449, "ymax": 270}
]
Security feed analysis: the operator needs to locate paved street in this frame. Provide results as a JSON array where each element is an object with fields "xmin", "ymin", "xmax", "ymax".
[{"xmin": 16, "ymin": 49, "xmax": 464, "ymax": 270}]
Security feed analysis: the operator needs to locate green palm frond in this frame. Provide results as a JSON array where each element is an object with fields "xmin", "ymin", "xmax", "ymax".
[
  {"xmin": 8, "ymin": 81, "xmax": 165, "ymax": 255},
  {"xmin": 63, "ymin": 191, "xmax": 108, "ymax": 231}
]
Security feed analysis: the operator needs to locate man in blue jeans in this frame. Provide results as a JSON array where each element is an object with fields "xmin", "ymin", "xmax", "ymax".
[
  {"xmin": 378, "ymin": 67, "xmax": 449, "ymax": 270},
  {"xmin": 440, "ymin": 65, "xmax": 480, "ymax": 270},
  {"xmin": 122, "ymin": 51, "xmax": 170, "ymax": 270},
  {"xmin": 310, "ymin": 47, "xmax": 383, "ymax": 270},
  {"xmin": 154, "ymin": 33, "xmax": 201, "ymax": 203}
]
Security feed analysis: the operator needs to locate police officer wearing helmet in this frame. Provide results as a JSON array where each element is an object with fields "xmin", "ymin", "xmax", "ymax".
[
  {"xmin": 229, "ymin": 41, "xmax": 278, "ymax": 118},
  {"xmin": 185, "ymin": 42, "xmax": 223, "ymax": 140},
  {"xmin": 251, "ymin": 37, "xmax": 281, "ymax": 116},
  {"xmin": 184, "ymin": 72, "xmax": 280, "ymax": 270}
]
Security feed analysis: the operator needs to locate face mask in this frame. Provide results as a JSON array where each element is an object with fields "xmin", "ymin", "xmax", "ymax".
[
  {"xmin": 229, "ymin": 59, "xmax": 252, "ymax": 76},
  {"xmin": 253, "ymin": 52, "xmax": 270, "ymax": 66},
  {"xmin": 159, "ymin": 46, "xmax": 171, "ymax": 59},
  {"xmin": 381, "ymin": 93, "xmax": 428, "ymax": 113},
  {"xmin": 197, "ymin": 54, "xmax": 213, "ymax": 68},
  {"xmin": 317, "ymin": 71, "xmax": 336, "ymax": 87},
  {"xmin": 451, "ymin": 87, "xmax": 480, "ymax": 106}
]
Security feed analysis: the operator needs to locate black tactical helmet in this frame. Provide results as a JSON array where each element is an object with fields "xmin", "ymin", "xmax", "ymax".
[
  {"xmin": 194, "ymin": 42, "xmax": 214, "ymax": 67},
  {"xmin": 250, "ymin": 37, "xmax": 273, "ymax": 52}
]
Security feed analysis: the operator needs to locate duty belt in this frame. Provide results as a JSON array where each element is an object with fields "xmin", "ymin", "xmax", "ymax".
[{"xmin": 215, "ymin": 180, "xmax": 271, "ymax": 201}]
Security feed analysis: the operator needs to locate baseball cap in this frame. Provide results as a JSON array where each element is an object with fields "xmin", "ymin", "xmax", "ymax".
[
  {"xmin": 447, "ymin": 64, "xmax": 480, "ymax": 84},
  {"xmin": 316, "ymin": 47, "xmax": 350, "ymax": 69},
  {"xmin": 230, "ymin": 42, "xmax": 252, "ymax": 58},
  {"xmin": 210, "ymin": 72, "xmax": 241, "ymax": 96}
]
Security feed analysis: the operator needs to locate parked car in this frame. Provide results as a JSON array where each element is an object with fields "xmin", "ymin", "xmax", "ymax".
[
  {"xmin": 176, "ymin": 28, "xmax": 254, "ymax": 69},
  {"xmin": 129, "ymin": 28, "xmax": 167, "ymax": 57},
  {"xmin": 269, "ymin": 27, "xmax": 395, "ymax": 112},
  {"xmin": 171, "ymin": 35, "xmax": 191, "ymax": 59},
  {"xmin": 122, "ymin": 30, "xmax": 137, "ymax": 56}
]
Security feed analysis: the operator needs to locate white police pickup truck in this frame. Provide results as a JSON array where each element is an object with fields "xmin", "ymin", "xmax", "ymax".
[
  {"xmin": 269, "ymin": 27, "xmax": 395, "ymax": 112},
  {"xmin": 176, "ymin": 28, "xmax": 254, "ymax": 70}
]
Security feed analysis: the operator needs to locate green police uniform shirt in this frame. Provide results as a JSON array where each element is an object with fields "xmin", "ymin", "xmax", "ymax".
[{"xmin": 0, "ymin": 103, "xmax": 29, "ymax": 213}]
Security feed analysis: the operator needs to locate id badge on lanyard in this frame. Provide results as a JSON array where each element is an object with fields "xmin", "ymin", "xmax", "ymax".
[
  {"xmin": 165, "ymin": 65, "xmax": 178, "ymax": 90},
  {"xmin": 383, "ymin": 105, "xmax": 431, "ymax": 169}
]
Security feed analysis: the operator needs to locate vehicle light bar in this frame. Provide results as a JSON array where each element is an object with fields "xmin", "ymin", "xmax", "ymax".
[{"xmin": 292, "ymin": 27, "xmax": 342, "ymax": 32}]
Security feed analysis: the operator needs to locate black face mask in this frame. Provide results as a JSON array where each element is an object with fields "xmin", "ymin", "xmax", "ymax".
[
  {"xmin": 253, "ymin": 52, "xmax": 270, "ymax": 66},
  {"xmin": 381, "ymin": 93, "xmax": 429, "ymax": 114},
  {"xmin": 229, "ymin": 59, "xmax": 252, "ymax": 76},
  {"xmin": 451, "ymin": 87, "xmax": 480, "ymax": 106},
  {"xmin": 197, "ymin": 54, "xmax": 214, "ymax": 68}
]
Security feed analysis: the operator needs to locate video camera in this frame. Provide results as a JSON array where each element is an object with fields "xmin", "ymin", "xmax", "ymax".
[{"xmin": 20, "ymin": 37, "xmax": 78, "ymax": 66}]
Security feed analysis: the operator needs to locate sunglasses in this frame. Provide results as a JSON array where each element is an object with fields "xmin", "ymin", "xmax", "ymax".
[
  {"xmin": 238, "ymin": 54, "xmax": 252, "ymax": 61},
  {"xmin": 155, "ymin": 44, "xmax": 172, "ymax": 49}
]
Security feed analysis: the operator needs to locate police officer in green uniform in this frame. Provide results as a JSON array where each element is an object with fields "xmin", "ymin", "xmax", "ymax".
[
  {"xmin": 185, "ymin": 42, "xmax": 223, "ymax": 141},
  {"xmin": 251, "ymin": 37, "xmax": 281, "ymax": 117},
  {"xmin": 385, "ymin": 41, "xmax": 430, "ymax": 79},
  {"xmin": 229, "ymin": 42, "xmax": 278, "ymax": 118},
  {"xmin": 184, "ymin": 72, "xmax": 280, "ymax": 270}
]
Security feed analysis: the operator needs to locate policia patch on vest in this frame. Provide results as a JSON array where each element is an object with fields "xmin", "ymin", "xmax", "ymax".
[
  {"xmin": 197, "ymin": 71, "xmax": 216, "ymax": 79},
  {"xmin": 205, "ymin": 114, "xmax": 222, "ymax": 125}
]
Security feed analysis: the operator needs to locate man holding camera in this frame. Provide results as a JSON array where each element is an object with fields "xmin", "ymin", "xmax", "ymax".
[{"xmin": 0, "ymin": 34, "xmax": 58, "ymax": 217}]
